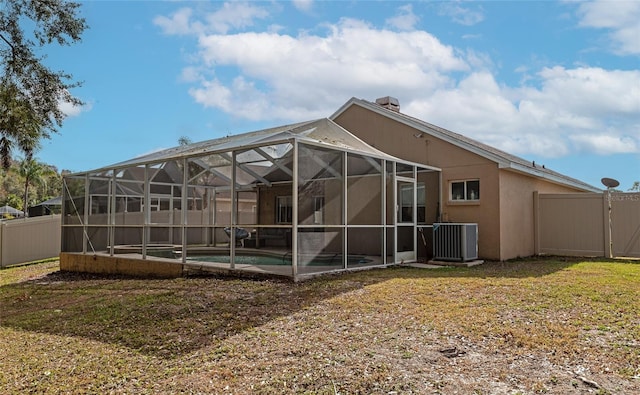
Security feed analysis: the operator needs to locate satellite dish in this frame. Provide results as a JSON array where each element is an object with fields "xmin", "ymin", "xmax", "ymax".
[{"xmin": 601, "ymin": 177, "xmax": 620, "ymax": 188}]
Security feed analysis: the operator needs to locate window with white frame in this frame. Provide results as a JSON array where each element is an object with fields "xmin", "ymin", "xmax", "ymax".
[
  {"xmin": 276, "ymin": 196, "xmax": 293, "ymax": 224},
  {"xmin": 450, "ymin": 180, "xmax": 480, "ymax": 201}
]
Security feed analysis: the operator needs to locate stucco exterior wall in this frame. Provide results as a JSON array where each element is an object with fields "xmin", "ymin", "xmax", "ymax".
[
  {"xmin": 258, "ymin": 184, "xmax": 291, "ymax": 225},
  {"xmin": 334, "ymin": 105, "xmax": 502, "ymax": 260},
  {"xmin": 498, "ymin": 169, "xmax": 587, "ymax": 260},
  {"xmin": 442, "ymin": 162, "xmax": 501, "ymax": 260},
  {"xmin": 334, "ymin": 105, "xmax": 443, "ymax": 166},
  {"xmin": 419, "ymin": 170, "xmax": 441, "ymax": 225}
]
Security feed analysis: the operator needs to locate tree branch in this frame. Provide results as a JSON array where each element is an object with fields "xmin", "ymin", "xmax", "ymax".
[
  {"xmin": 0, "ymin": 32, "xmax": 18, "ymax": 67},
  {"xmin": 0, "ymin": 32, "xmax": 16, "ymax": 53}
]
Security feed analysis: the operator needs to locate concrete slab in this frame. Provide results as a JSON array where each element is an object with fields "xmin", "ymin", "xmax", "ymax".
[
  {"xmin": 427, "ymin": 259, "xmax": 485, "ymax": 267},
  {"xmin": 405, "ymin": 263, "xmax": 449, "ymax": 269}
]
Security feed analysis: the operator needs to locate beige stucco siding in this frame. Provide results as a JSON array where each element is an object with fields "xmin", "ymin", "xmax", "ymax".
[
  {"xmin": 334, "ymin": 105, "xmax": 502, "ymax": 260},
  {"xmin": 335, "ymin": 103, "xmax": 598, "ymax": 261},
  {"xmin": 498, "ymin": 169, "xmax": 588, "ymax": 260},
  {"xmin": 442, "ymin": 162, "xmax": 501, "ymax": 260},
  {"xmin": 333, "ymin": 105, "xmax": 429, "ymax": 164},
  {"xmin": 257, "ymin": 184, "xmax": 285, "ymax": 225},
  {"xmin": 499, "ymin": 170, "xmax": 536, "ymax": 260}
]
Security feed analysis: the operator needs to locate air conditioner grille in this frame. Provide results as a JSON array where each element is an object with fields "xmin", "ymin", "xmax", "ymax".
[{"xmin": 433, "ymin": 223, "xmax": 478, "ymax": 261}]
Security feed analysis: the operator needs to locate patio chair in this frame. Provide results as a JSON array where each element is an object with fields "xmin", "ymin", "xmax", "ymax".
[{"xmin": 223, "ymin": 227, "xmax": 250, "ymax": 247}]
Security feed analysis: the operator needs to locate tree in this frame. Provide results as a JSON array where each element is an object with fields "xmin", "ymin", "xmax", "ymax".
[
  {"xmin": 3, "ymin": 193, "xmax": 22, "ymax": 210},
  {"xmin": 0, "ymin": 0, "xmax": 88, "ymax": 168},
  {"xmin": 0, "ymin": 83, "xmax": 42, "ymax": 168},
  {"xmin": 18, "ymin": 156, "xmax": 56, "ymax": 215},
  {"xmin": 630, "ymin": 181, "xmax": 640, "ymax": 192},
  {"xmin": 178, "ymin": 136, "xmax": 193, "ymax": 146},
  {"xmin": 0, "ymin": 156, "xmax": 62, "ymax": 209}
]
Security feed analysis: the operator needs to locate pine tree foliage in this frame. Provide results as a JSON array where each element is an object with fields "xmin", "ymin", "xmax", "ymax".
[{"xmin": 0, "ymin": 0, "xmax": 87, "ymax": 168}]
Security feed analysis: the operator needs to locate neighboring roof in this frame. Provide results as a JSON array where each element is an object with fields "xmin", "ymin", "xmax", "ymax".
[
  {"xmin": 72, "ymin": 118, "xmax": 440, "ymax": 176},
  {"xmin": 0, "ymin": 205, "xmax": 24, "ymax": 215},
  {"xmin": 331, "ymin": 97, "xmax": 600, "ymax": 192},
  {"xmin": 32, "ymin": 196, "xmax": 62, "ymax": 207}
]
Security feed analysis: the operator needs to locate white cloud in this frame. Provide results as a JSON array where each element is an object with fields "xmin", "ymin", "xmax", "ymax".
[
  {"xmin": 153, "ymin": 2, "xmax": 269, "ymax": 35},
  {"xmin": 189, "ymin": 79, "xmax": 232, "ymax": 113},
  {"xmin": 576, "ymin": 0, "xmax": 640, "ymax": 55},
  {"xmin": 385, "ymin": 4, "xmax": 419, "ymax": 31},
  {"xmin": 205, "ymin": 2, "xmax": 269, "ymax": 34},
  {"xmin": 189, "ymin": 77, "xmax": 281, "ymax": 121},
  {"xmin": 179, "ymin": 66, "xmax": 203, "ymax": 83},
  {"xmin": 535, "ymin": 67, "xmax": 640, "ymax": 117},
  {"xmin": 158, "ymin": 5, "xmax": 640, "ymax": 158},
  {"xmin": 438, "ymin": 2, "xmax": 484, "ymax": 26},
  {"xmin": 59, "ymin": 100, "xmax": 91, "ymax": 118},
  {"xmin": 188, "ymin": 18, "xmax": 467, "ymax": 120},
  {"xmin": 407, "ymin": 67, "xmax": 640, "ymax": 157},
  {"xmin": 292, "ymin": 0, "xmax": 313, "ymax": 13},
  {"xmin": 153, "ymin": 8, "xmax": 201, "ymax": 35},
  {"xmin": 570, "ymin": 134, "xmax": 639, "ymax": 155}
]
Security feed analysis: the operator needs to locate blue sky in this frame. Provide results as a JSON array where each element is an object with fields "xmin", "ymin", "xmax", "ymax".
[{"xmin": 40, "ymin": 0, "xmax": 639, "ymax": 190}]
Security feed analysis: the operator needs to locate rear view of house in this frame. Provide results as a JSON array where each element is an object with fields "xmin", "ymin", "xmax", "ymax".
[
  {"xmin": 60, "ymin": 118, "xmax": 439, "ymax": 280},
  {"xmin": 332, "ymin": 97, "xmax": 599, "ymax": 261},
  {"xmin": 59, "ymin": 96, "xmax": 600, "ymax": 279}
]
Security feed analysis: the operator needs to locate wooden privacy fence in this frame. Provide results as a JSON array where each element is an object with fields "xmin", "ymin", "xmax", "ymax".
[
  {"xmin": 534, "ymin": 192, "xmax": 640, "ymax": 258},
  {"xmin": 0, "ymin": 215, "xmax": 61, "ymax": 268}
]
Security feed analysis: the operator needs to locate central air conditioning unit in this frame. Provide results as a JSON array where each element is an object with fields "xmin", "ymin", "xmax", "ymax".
[{"xmin": 433, "ymin": 223, "xmax": 478, "ymax": 262}]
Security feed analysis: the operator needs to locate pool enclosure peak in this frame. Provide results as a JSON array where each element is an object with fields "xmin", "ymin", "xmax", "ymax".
[
  {"xmin": 78, "ymin": 118, "xmax": 413, "ymax": 175},
  {"xmin": 61, "ymin": 117, "xmax": 440, "ymax": 280}
]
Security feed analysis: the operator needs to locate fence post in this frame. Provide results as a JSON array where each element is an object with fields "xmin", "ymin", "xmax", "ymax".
[
  {"xmin": 533, "ymin": 191, "xmax": 540, "ymax": 255},
  {"xmin": 0, "ymin": 221, "xmax": 4, "ymax": 268},
  {"xmin": 602, "ymin": 193, "xmax": 611, "ymax": 258}
]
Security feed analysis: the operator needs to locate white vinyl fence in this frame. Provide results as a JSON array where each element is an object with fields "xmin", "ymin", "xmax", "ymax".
[{"xmin": 0, "ymin": 215, "xmax": 61, "ymax": 268}]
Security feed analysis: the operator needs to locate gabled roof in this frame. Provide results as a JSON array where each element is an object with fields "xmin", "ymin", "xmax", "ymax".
[
  {"xmin": 331, "ymin": 97, "xmax": 600, "ymax": 192},
  {"xmin": 75, "ymin": 118, "xmax": 439, "ymax": 176}
]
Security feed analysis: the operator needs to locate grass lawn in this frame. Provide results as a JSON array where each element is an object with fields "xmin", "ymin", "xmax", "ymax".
[{"xmin": 0, "ymin": 258, "xmax": 638, "ymax": 394}]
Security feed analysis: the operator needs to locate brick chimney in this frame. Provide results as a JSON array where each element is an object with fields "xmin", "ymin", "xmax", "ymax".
[{"xmin": 375, "ymin": 96, "xmax": 400, "ymax": 112}]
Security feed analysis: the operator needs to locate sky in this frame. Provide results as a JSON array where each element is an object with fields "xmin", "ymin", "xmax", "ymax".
[{"xmin": 38, "ymin": 0, "xmax": 639, "ymax": 191}]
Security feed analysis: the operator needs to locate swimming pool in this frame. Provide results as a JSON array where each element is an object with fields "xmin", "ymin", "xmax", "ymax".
[{"xmin": 186, "ymin": 253, "xmax": 373, "ymax": 266}]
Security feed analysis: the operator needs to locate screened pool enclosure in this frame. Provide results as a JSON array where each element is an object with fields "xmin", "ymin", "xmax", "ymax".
[{"xmin": 62, "ymin": 118, "xmax": 440, "ymax": 280}]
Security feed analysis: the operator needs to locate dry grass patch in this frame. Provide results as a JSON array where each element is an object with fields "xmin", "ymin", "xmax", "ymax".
[{"xmin": 0, "ymin": 257, "xmax": 638, "ymax": 394}]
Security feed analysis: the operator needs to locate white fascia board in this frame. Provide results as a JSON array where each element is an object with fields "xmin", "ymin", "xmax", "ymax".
[
  {"xmin": 504, "ymin": 162, "xmax": 601, "ymax": 192},
  {"xmin": 329, "ymin": 97, "xmax": 358, "ymax": 120},
  {"xmin": 334, "ymin": 98, "xmax": 600, "ymax": 192},
  {"xmin": 332, "ymin": 98, "xmax": 509, "ymax": 166}
]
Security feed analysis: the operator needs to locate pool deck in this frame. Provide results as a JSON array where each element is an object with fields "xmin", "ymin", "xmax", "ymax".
[
  {"xmin": 65, "ymin": 246, "xmax": 446, "ymax": 281},
  {"xmin": 78, "ymin": 248, "xmax": 392, "ymax": 281}
]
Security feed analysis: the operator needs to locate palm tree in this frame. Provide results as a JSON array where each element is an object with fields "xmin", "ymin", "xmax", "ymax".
[{"xmin": 18, "ymin": 156, "xmax": 55, "ymax": 216}]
